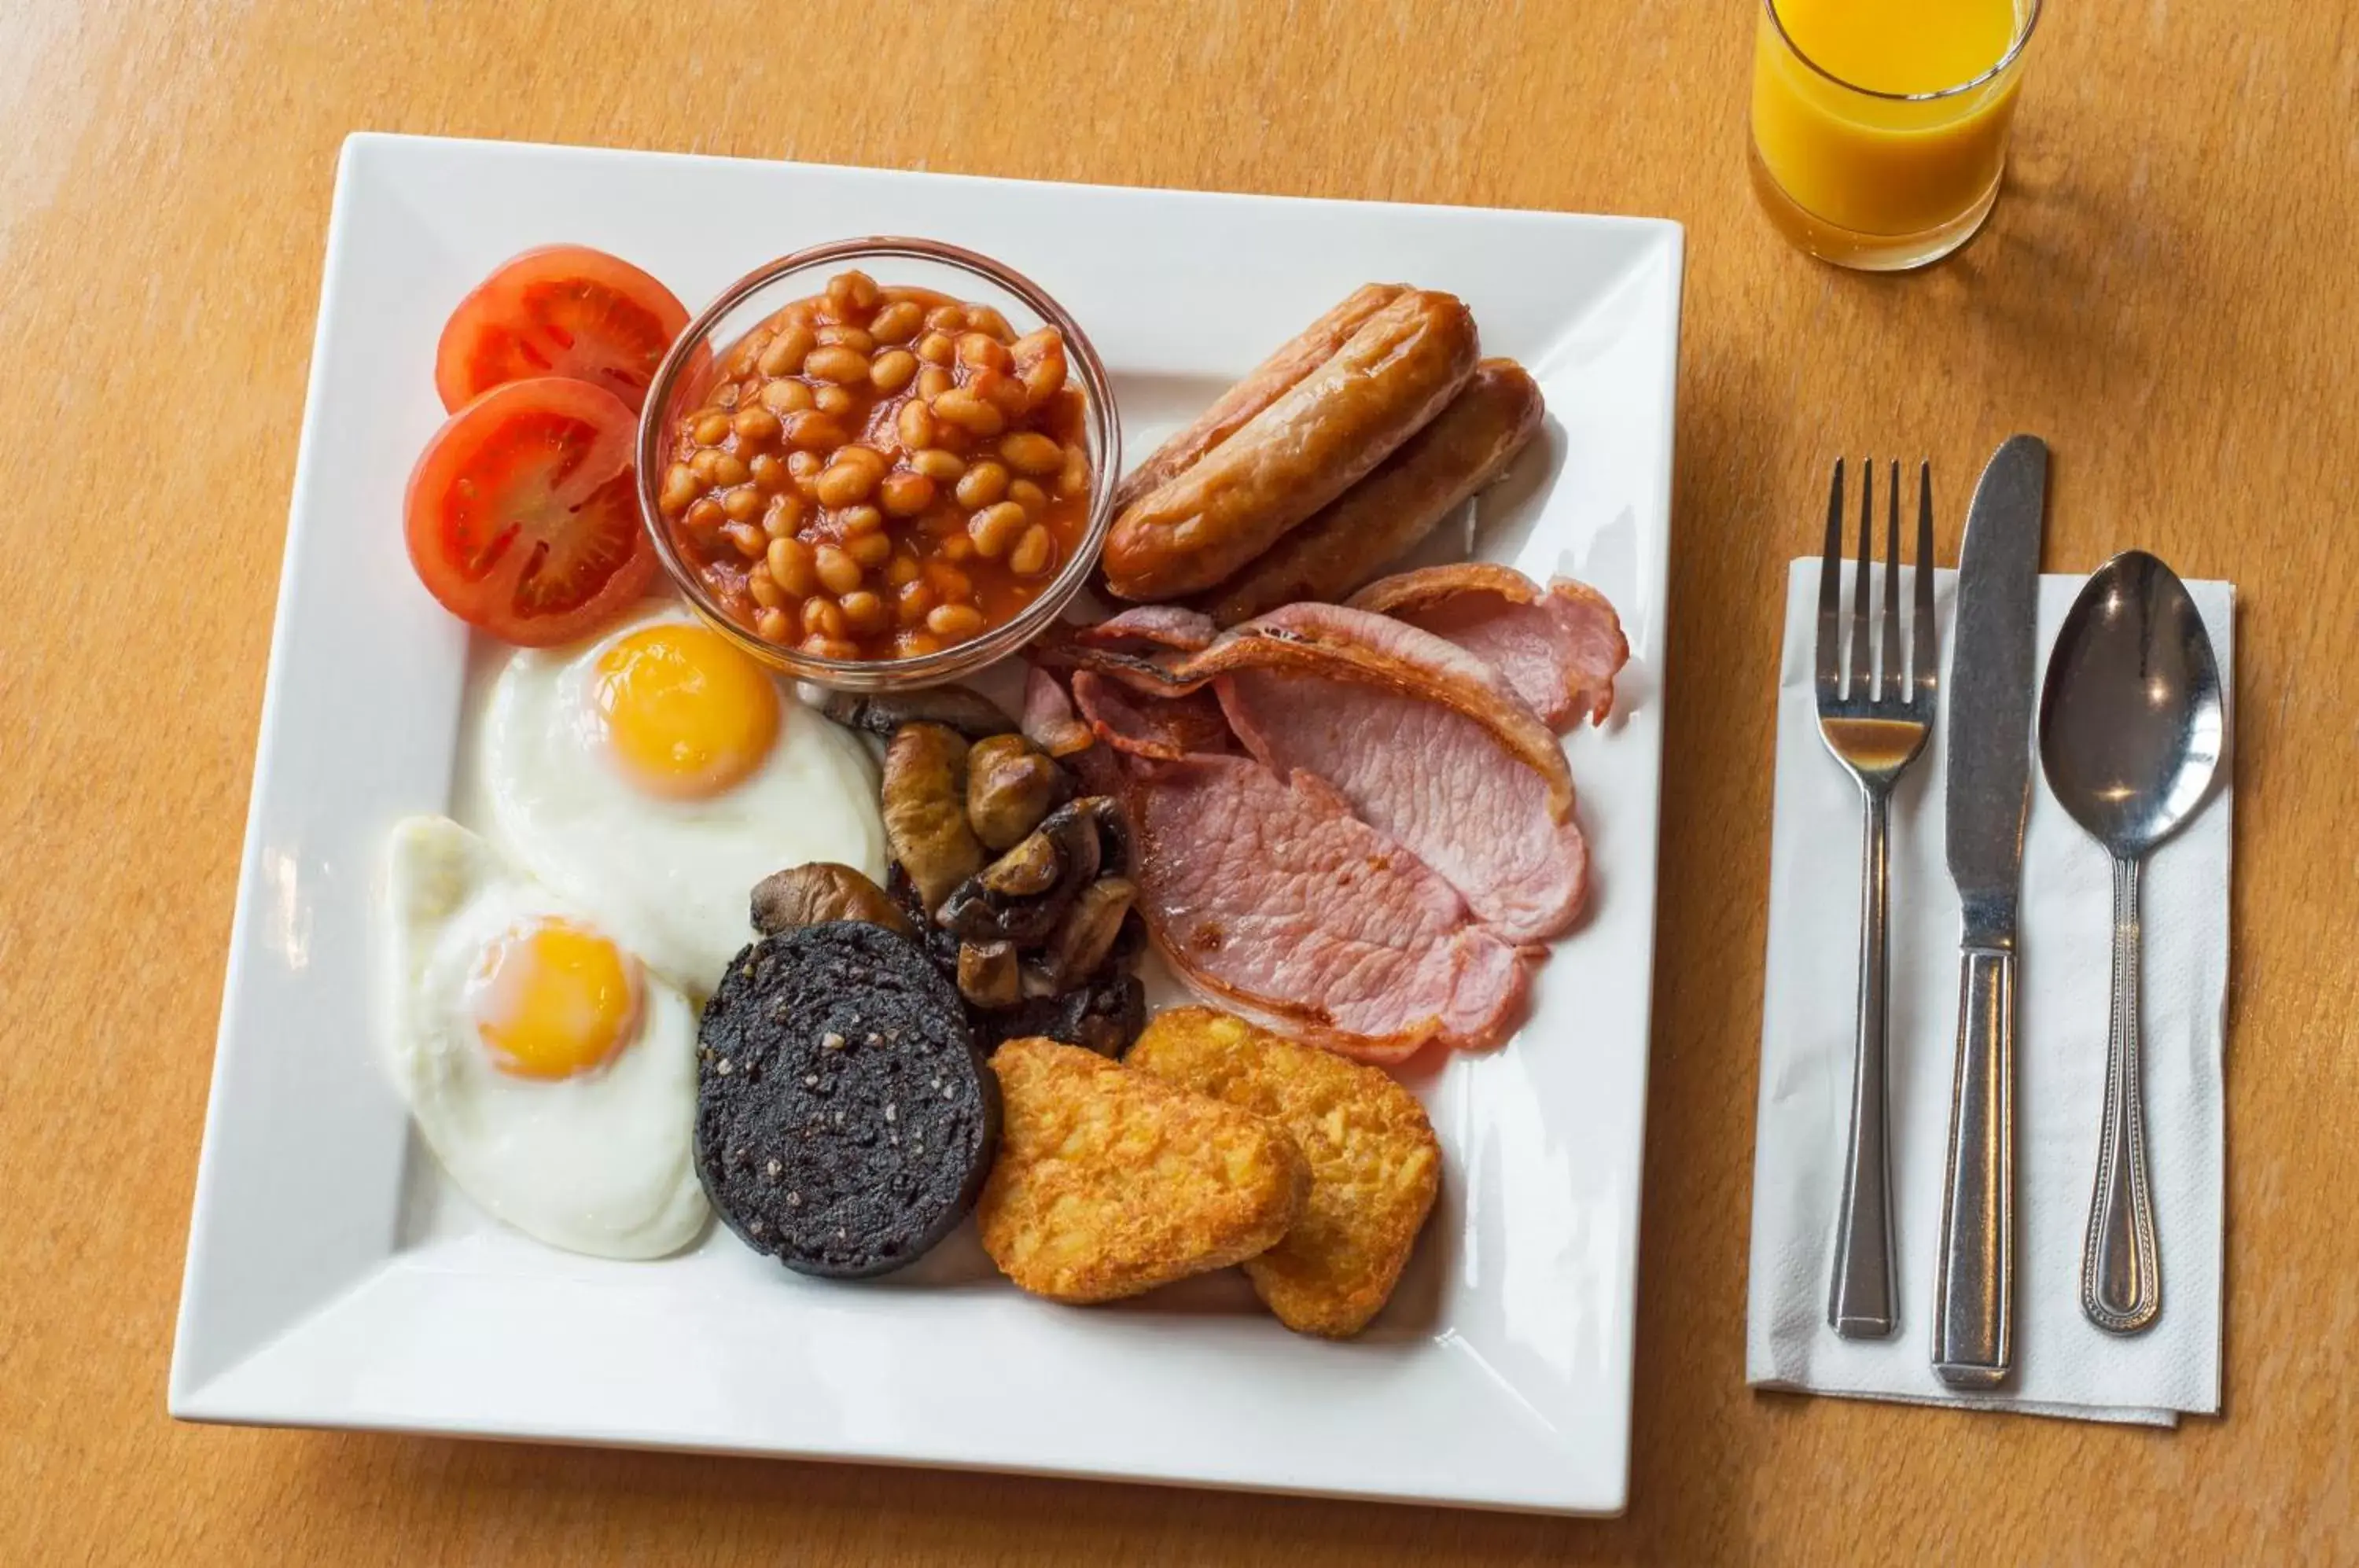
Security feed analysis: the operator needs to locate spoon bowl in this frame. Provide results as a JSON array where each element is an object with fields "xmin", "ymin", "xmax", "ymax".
[
  {"xmin": 2038, "ymin": 549, "xmax": 2224, "ymax": 1335},
  {"xmin": 2040, "ymin": 552, "xmax": 2225, "ymax": 857}
]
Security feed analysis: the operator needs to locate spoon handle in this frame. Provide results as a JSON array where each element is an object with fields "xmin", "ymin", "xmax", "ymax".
[{"xmin": 2083, "ymin": 855, "xmax": 2162, "ymax": 1333}]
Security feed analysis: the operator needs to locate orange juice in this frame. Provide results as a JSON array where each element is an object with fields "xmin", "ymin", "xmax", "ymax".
[{"xmin": 1750, "ymin": 0, "xmax": 2035, "ymax": 267}]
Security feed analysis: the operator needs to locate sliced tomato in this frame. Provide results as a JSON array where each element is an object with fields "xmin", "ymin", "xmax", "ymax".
[
  {"xmin": 404, "ymin": 377, "xmax": 657, "ymax": 646},
  {"xmin": 434, "ymin": 245, "xmax": 690, "ymax": 413}
]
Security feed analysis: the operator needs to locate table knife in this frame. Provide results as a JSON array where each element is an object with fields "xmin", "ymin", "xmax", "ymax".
[{"xmin": 1932, "ymin": 433, "xmax": 2048, "ymax": 1389}]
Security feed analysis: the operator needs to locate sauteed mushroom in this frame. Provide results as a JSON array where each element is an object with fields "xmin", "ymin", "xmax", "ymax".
[
  {"xmin": 881, "ymin": 723, "xmax": 984, "ymax": 911},
  {"xmin": 1041, "ymin": 877, "xmax": 1137, "ymax": 992},
  {"xmin": 749, "ymin": 863, "xmax": 913, "ymax": 938},
  {"xmin": 956, "ymin": 940, "xmax": 1022, "ymax": 1010},
  {"xmin": 977, "ymin": 830, "xmax": 1062, "ymax": 897},
  {"xmin": 973, "ymin": 972, "xmax": 1147, "ymax": 1058},
  {"xmin": 965, "ymin": 734, "xmax": 1069, "ymax": 850},
  {"xmin": 822, "ymin": 685, "xmax": 1017, "ymax": 742}
]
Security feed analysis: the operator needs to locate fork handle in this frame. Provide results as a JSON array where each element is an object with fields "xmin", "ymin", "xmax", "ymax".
[
  {"xmin": 1828, "ymin": 786, "xmax": 1897, "ymax": 1338},
  {"xmin": 1934, "ymin": 945, "xmax": 2015, "ymax": 1388}
]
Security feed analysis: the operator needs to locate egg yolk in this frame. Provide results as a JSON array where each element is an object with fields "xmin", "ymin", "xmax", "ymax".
[
  {"xmin": 593, "ymin": 622, "xmax": 781, "ymax": 799},
  {"xmin": 473, "ymin": 920, "xmax": 642, "ymax": 1080}
]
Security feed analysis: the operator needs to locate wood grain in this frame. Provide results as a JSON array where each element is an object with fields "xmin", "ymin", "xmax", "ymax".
[{"xmin": 2, "ymin": 0, "xmax": 2353, "ymax": 1561}]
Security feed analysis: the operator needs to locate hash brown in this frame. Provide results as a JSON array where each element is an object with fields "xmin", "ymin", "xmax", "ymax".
[
  {"xmin": 1128, "ymin": 1007, "xmax": 1441, "ymax": 1336},
  {"xmin": 977, "ymin": 1036, "xmax": 1308, "ymax": 1303}
]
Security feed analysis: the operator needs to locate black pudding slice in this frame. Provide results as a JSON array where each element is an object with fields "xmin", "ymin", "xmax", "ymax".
[{"xmin": 694, "ymin": 922, "xmax": 999, "ymax": 1279}]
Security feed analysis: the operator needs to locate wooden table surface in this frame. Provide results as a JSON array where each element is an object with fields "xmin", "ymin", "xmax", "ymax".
[{"xmin": 5, "ymin": 1, "xmax": 2354, "ymax": 1561}]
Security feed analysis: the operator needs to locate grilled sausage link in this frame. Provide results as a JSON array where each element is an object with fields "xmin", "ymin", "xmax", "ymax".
[
  {"xmin": 1194, "ymin": 359, "xmax": 1543, "ymax": 627},
  {"xmin": 1110, "ymin": 283, "xmax": 1405, "ymax": 514},
  {"xmin": 1102, "ymin": 289, "xmax": 1478, "ymax": 602}
]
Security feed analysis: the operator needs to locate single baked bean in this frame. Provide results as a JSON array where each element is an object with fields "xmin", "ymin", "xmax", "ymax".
[
  {"xmin": 870, "ymin": 349, "xmax": 918, "ymax": 394},
  {"xmin": 926, "ymin": 561, "xmax": 973, "ymax": 602},
  {"xmin": 760, "ymin": 326, "xmax": 817, "ymax": 377},
  {"xmin": 659, "ymin": 462, "xmax": 698, "ymax": 515},
  {"xmin": 971, "ymin": 369, "xmax": 1029, "ymax": 418},
  {"xmin": 838, "ymin": 589, "xmax": 888, "ymax": 635},
  {"xmin": 1057, "ymin": 443, "xmax": 1088, "ymax": 498},
  {"xmin": 955, "ymin": 460, "xmax": 1010, "ymax": 510},
  {"xmin": 814, "ymin": 543, "xmax": 863, "ymax": 595},
  {"xmin": 760, "ymin": 377, "xmax": 815, "ymax": 414},
  {"xmin": 804, "ymin": 633, "xmax": 861, "ymax": 661},
  {"xmin": 1000, "ymin": 431, "xmax": 1062, "ymax": 475},
  {"xmin": 723, "ymin": 521, "xmax": 767, "ymax": 560},
  {"xmin": 785, "ymin": 412, "xmax": 848, "ymax": 451},
  {"xmin": 895, "ymin": 578, "xmax": 934, "ymax": 624},
  {"xmin": 812, "ymin": 385, "xmax": 855, "ymax": 417},
  {"xmin": 833, "ymin": 444, "xmax": 890, "ymax": 476},
  {"xmin": 837, "ymin": 502, "xmax": 885, "ymax": 534},
  {"xmin": 933, "ymin": 388, "xmax": 1006, "ymax": 437},
  {"xmin": 749, "ymin": 565, "xmax": 786, "ymax": 609},
  {"xmin": 926, "ymin": 603, "xmax": 987, "ymax": 639},
  {"xmin": 845, "ymin": 528, "xmax": 894, "ymax": 568},
  {"xmin": 709, "ymin": 453, "xmax": 749, "ymax": 488},
  {"xmin": 910, "ymin": 447, "xmax": 966, "ymax": 482},
  {"xmin": 684, "ymin": 495, "xmax": 724, "ymax": 534},
  {"xmin": 896, "ymin": 399, "xmax": 937, "ymax": 450},
  {"xmin": 828, "ymin": 270, "xmax": 879, "ymax": 314},
  {"xmin": 870, "ymin": 300, "xmax": 923, "ymax": 344},
  {"xmin": 817, "ymin": 324, "xmax": 875, "ymax": 353},
  {"xmin": 924, "ymin": 304, "xmax": 968, "ymax": 333},
  {"xmin": 804, "ymin": 345, "xmax": 869, "ymax": 385},
  {"xmin": 969, "ymin": 304, "xmax": 1013, "ymax": 340},
  {"xmin": 940, "ymin": 533, "xmax": 976, "ymax": 562},
  {"xmin": 915, "ymin": 330, "xmax": 955, "ymax": 366},
  {"xmin": 721, "ymin": 485, "xmax": 764, "ymax": 522},
  {"xmin": 916, "ymin": 365, "xmax": 955, "ymax": 402},
  {"xmin": 749, "ymin": 452, "xmax": 789, "ymax": 492},
  {"xmin": 689, "ymin": 448, "xmax": 726, "ymax": 484},
  {"xmin": 804, "ymin": 597, "xmax": 848, "ymax": 642},
  {"xmin": 1009, "ymin": 523, "xmax": 1054, "ymax": 577},
  {"xmin": 815, "ymin": 462, "xmax": 878, "ymax": 508},
  {"xmin": 878, "ymin": 470, "xmax": 936, "ymax": 517},
  {"xmin": 693, "ymin": 411, "xmax": 733, "ymax": 447},
  {"xmin": 1007, "ymin": 477, "xmax": 1048, "ymax": 514},
  {"xmin": 755, "ymin": 606, "xmax": 790, "ymax": 642},
  {"xmin": 763, "ymin": 491, "xmax": 805, "ymax": 539},
  {"xmin": 733, "ymin": 406, "xmax": 782, "ymax": 445},
  {"xmin": 957, "ymin": 332, "xmax": 1012, "ymax": 374},
  {"xmin": 968, "ymin": 501, "xmax": 1028, "ymax": 558},
  {"xmin": 767, "ymin": 536, "xmax": 817, "ymax": 594},
  {"xmin": 786, "ymin": 449, "xmax": 825, "ymax": 482},
  {"xmin": 895, "ymin": 629, "xmax": 943, "ymax": 658}
]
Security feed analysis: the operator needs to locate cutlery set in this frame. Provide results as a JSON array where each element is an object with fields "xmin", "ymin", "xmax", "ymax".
[{"xmin": 1814, "ymin": 435, "xmax": 2224, "ymax": 1387}]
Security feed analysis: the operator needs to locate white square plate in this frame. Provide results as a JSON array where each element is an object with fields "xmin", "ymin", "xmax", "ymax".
[{"xmin": 172, "ymin": 133, "xmax": 1684, "ymax": 1516}]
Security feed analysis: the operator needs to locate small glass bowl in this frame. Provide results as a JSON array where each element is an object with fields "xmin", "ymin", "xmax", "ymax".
[{"xmin": 635, "ymin": 236, "xmax": 1121, "ymax": 690}]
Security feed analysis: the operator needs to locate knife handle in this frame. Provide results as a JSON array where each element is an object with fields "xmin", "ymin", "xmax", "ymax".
[{"xmin": 1934, "ymin": 945, "xmax": 2015, "ymax": 1388}]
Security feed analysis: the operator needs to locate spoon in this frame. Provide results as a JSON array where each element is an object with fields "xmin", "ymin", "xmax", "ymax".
[{"xmin": 2038, "ymin": 550, "xmax": 2225, "ymax": 1334}]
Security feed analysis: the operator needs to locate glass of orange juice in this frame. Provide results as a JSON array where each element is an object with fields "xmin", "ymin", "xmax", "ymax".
[{"xmin": 1750, "ymin": 0, "xmax": 2040, "ymax": 271}]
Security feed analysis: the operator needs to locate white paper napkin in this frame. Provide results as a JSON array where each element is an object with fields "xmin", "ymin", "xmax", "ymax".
[{"xmin": 1746, "ymin": 561, "xmax": 2232, "ymax": 1426}]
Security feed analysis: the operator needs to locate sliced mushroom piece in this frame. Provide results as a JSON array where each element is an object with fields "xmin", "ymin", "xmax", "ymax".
[
  {"xmin": 956, "ymin": 940, "xmax": 1023, "ymax": 1010},
  {"xmin": 1041, "ymin": 877, "xmax": 1139, "ymax": 992},
  {"xmin": 973, "ymin": 973, "xmax": 1147, "ymax": 1059},
  {"xmin": 936, "ymin": 875, "xmax": 1068, "ymax": 948},
  {"xmin": 749, "ymin": 863, "xmax": 914, "ymax": 938},
  {"xmin": 978, "ymin": 830, "xmax": 1062, "ymax": 897},
  {"xmin": 882, "ymin": 723, "xmax": 984, "ymax": 911},
  {"xmin": 965, "ymin": 734, "xmax": 1070, "ymax": 851},
  {"xmin": 822, "ymin": 685, "xmax": 1017, "ymax": 742}
]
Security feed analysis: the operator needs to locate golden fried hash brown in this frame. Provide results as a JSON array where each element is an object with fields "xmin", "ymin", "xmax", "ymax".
[
  {"xmin": 1128, "ymin": 1007, "xmax": 1441, "ymax": 1337},
  {"xmin": 977, "ymin": 1036, "xmax": 1308, "ymax": 1304}
]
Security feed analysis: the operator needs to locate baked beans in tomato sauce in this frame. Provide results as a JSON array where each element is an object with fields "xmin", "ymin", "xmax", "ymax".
[{"xmin": 655, "ymin": 269, "xmax": 1091, "ymax": 662}]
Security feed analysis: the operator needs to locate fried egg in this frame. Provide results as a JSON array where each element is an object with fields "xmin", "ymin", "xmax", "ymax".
[
  {"xmin": 381, "ymin": 815, "xmax": 708, "ymax": 1259},
  {"xmin": 478, "ymin": 602, "xmax": 887, "ymax": 994}
]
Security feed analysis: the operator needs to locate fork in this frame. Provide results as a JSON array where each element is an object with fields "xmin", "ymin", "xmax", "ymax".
[{"xmin": 1816, "ymin": 457, "xmax": 1937, "ymax": 1341}]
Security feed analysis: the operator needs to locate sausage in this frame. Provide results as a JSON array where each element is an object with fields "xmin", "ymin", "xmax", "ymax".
[
  {"xmin": 1193, "ymin": 359, "xmax": 1544, "ymax": 627},
  {"xmin": 1110, "ymin": 283, "xmax": 1405, "ymax": 513},
  {"xmin": 1101, "ymin": 290, "xmax": 1478, "ymax": 602}
]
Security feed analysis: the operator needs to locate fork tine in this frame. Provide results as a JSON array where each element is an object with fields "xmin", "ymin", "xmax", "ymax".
[
  {"xmin": 1816, "ymin": 458, "xmax": 1844, "ymax": 699},
  {"xmin": 1913, "ymin": 460, "xmax": 1937, "ymax": 694},
  {"xmin": 1849, "ymin": 457, "xmax": 1872, "ymax": 701},
  {"xmin": 1879, "ymin": 461, "xmax": 1901, "ymax": 701}
]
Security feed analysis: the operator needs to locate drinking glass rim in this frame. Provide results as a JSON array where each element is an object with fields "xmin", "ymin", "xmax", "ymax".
[{"xmin": 1760, "ymin": 0, "xmax": 2041, "ymax": 103}]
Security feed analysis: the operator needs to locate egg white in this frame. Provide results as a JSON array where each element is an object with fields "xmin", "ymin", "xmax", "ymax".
[
  {"xmin": 477, "ymin": 602, "xmax": 887, "ymax": 996},
  {"xmin": 380, "ymin": 815, "xmax": 709, "ymax": 1260}
]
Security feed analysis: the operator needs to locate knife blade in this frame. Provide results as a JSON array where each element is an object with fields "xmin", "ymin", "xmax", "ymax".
[{"xmin": 1933, "ymin": 432, "xmax": 2048, "ymax": 1389}]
